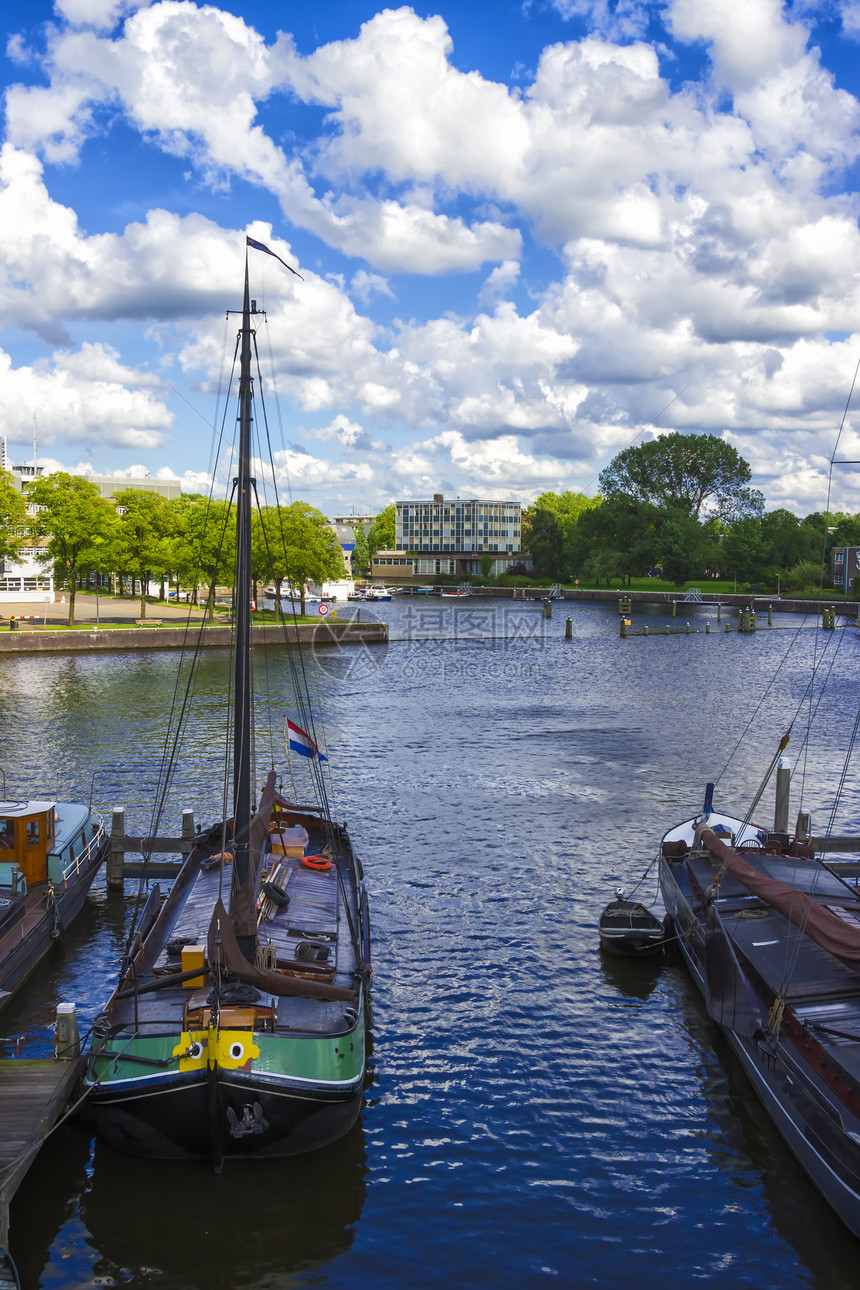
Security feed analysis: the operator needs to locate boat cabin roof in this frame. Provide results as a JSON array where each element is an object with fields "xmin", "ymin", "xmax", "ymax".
[{"xmin": 0, "ymin": 801, "xmax": 55, "ymax": 818}]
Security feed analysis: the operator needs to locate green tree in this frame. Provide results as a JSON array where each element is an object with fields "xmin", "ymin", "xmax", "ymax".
[
  {"xmin": 573, "ymin": 496, "xmax": 662, "ymax": 585},
  {"xmin": 351, "ymin": 525, "xmax": 370, "ymax": 578},
  {"xmin": 479, "ymin": 552, "xmax": 494, "ymax": 579},
  {"xmin": 759, "ymin": 509, "xmax": 809, "ymax": 571},
  {"xmin": 721, "ymin": 517, "xmax": 768, "ymax": 582},
  {"xmin": 252, "ymin": 506, "xmax": 290, "ymax": 600},
  {"xmin": 599, "ymin": 432, "xmax": 762, "ymax": 521},
  {"xmin": 278, "ymin": 501, "xmax": 345, "ymax": 613},
  {"xmin": 113, "ymin": 489, "xmax": 174, "ymax": 619},
  {"xmin": 658, "ymin": 511, "xmax": 706, "ymax": 587},
  {"xmin": 788, "ymin": 559, "xmax": 825, "ymax": 591},
  {"xmin": 27, "ymin": 473, "xmax": 118, "ymax": 625},
  {"xmin": 367, "ymin": 504, "xmax": 395, "ymax": 556},
  {"xmin": 173, "ymin": 498, "xmax": 236, "ymax": 619},
  {"xmin": 525, "ymin": 491, "xmax": 600, "ymax": 579},
  {"xmin": 0, "ymin": 470, "xmax": 27, "ymax": 564}
]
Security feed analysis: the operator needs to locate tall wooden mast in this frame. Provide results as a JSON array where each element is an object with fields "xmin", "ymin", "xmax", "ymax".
[{"xmin": 231, "ymin": 252, "xmax": 255, "ymax": 962}]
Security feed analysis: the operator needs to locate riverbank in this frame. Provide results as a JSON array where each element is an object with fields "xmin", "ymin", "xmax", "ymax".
[
  {"xmin": 410, "ymin": 586, "xmax": 860, "ymax": 614},
  {"xmin": 0, "ymin": 620, "xmax": 388, "ymax": 653}
]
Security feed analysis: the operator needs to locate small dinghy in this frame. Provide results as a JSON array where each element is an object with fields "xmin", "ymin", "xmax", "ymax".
[{"xmin": 599, "ymin": 890, "xmax": 666, "ymax": 957}]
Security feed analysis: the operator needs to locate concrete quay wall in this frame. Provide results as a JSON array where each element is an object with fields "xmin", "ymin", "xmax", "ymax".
[{"xmin": 0, "ymin": 621, "xmax": 388, "ymax": 654}]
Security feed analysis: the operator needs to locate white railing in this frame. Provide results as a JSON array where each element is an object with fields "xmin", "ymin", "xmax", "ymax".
[{"xmin": 54, "ymin": 817, "xmax": 106, "ymax": 885}]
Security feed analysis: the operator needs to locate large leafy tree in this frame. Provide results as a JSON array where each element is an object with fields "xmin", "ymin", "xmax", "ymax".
[
  {"xmin": 172, "ymin": 497, "xmax": 236, "ymax": 618},
  {"xmin": 599, "ymin": 432, "xmax": 763, "ymax": 521},
  {"xmin": 113, "ymin": 489, "xmax": 174, "ymax": 619},
  {"xmin": 525, "ymin": 491, "xmax": 601, "ymax": 579},
  {"xmin": 278, "ymin": 501, "xmax": 345, "ymax": 612},
  {"xmin": 658, "ymin": 510, "xmax": 707, "ymax": 586},
  {"xmin": 572, "ymin": 496, "xmax": 662, "ymax": 585},
  {"xmin": 0, "ymin": 470, "xmax": 27, "ymax": 564},
  {"xmin": 367, "ymin": 504, "xmax": 395, "ymax": 556},
  {"xmin": 28, "ymin": 473, "xmax": 118, "ymax": 625}
]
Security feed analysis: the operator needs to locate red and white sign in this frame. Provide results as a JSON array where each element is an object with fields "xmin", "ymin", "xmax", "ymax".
[{"xmin": 317, "ymin": 602, "xmax": 330, "ymax": 616}]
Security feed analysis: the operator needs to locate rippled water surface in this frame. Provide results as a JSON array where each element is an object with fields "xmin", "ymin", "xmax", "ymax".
[{"xmin": 2, "ymin": 598, "xmax": 859, "ymax": 1288}]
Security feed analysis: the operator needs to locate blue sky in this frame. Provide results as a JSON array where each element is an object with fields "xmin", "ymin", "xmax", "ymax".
[{"xmin": 2, "ymin": 0, "xmax": 860, "ymax": 517}]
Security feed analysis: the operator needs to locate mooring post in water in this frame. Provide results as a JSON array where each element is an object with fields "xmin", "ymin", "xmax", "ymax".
[
  {"xmin": 543, "ymin": 599, "xmax": 552, "ymax": 619},
  {"xmin": 671, "ymin": 601, "xmax": 677, "ymax": 617},
  {"xmin": 717, "ymin": 603, "xmax": 722, "ymax": 622},
  {"xmin": 706, "ymin": 622, "xmax": 711, "ymax": 634},
  {"xmin": 643, "ymin": 625, "xmax": 649, "ymax": 636},
  {"xmin": 725, "ymin": 621, "xmax": 731, "ymax": 632},
  {"xmin": 795, "ymin": 810, "xmax": 812, "ymax": 843},
  {"xmin": 620, "ymin": 618, "xmax": 628, "ymax": 638},
  {"xmin": 768, "ymin": 604, "xmax": 773, "ymax": 626},
  {"xmin": 685, "ymin": 621, "xmax": 691, "ymax": 634},
  {"xmin": 107, "ymin": 807, "xmax": 125, "ymax": 890},
  {"xmin": 565, "ymin": 617, "xmax": 572, "ymax": 639},
  {"xmin": 775, "ymin": 758, "xmax": 791, "ymax": 833},
  {"xmin": 54, "ymin": 1003, "xmax": 79, "ymax": 1060},
  {"xmin": 182, "ymin": 809, "xmax": 195, "ymax": 852},
  {"xmin": 664, "ymin": 624, "xmax": 670, "ymax": 635}
]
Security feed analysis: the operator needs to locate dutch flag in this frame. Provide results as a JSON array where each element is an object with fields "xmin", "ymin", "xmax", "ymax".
[{"xmin": 287, "ymin": 718, "xmax": 327, "ymax": 761}]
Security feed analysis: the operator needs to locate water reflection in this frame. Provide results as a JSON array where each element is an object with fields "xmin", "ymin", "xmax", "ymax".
[
  {"xmin": 597, "ymin": 945, "xmax": 669, "ymax": 1001},
  {"xmin": 14, "ymin": 1121, "xmax": 368, "ymax": 1290}
]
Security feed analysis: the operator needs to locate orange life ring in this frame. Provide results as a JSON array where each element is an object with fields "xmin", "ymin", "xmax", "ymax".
[{"xmin": 301, "ymin": 855, "xmax": 332, "ymax": 872}]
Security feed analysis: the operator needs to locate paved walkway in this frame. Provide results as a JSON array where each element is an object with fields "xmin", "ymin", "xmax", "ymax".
[{"xmin": 1, "ymin": 593, "xmax": 210, "ymax": 627}]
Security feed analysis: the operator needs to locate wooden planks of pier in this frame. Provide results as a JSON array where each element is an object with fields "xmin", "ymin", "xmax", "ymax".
[{"xmin": 0, "ymin": 1058, "xmax": 78, "ymax": 1246}]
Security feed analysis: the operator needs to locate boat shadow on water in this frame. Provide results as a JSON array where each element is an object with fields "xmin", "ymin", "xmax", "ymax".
[
  {"xmin": 11, "ymin": 1117, "xmax": 368, "ymax": 1290},
  {"xmin": 597, "ymin": 941, "xmax": 678, "ymax": 1002}
]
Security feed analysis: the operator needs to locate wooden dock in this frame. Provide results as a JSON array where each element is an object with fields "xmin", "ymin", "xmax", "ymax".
[{"xmin": 0, "ymin": 1057, "xmax": 79, "ymax": 1245}]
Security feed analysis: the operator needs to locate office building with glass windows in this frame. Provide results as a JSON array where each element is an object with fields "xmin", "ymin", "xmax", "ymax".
[{"xmin": 385, "ymin": 493, "xmax": 523, "ymax": 577}]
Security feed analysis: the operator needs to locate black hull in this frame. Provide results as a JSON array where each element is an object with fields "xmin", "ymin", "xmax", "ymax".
[
  {"xmin": 659, "ymin": 855, "xmax": 860, "ymax": 1239},
  {"xmin": 598, "ymin": 899, "xmax": 666, "ymax": 958},
  {"xmin": 85, "ymin": 1070, "xmax": 363, "ymax": 1162},
  {"xmin": 598, "ymin": 932, "xmax": 665, "ymax": 959}
]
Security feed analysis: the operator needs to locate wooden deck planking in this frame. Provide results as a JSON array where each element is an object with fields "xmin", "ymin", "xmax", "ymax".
[{"xmin": 0, "ymin": 1058, "xmax": 79, "ymax": 1245}]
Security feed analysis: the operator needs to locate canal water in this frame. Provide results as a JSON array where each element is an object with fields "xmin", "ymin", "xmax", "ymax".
[{"xmin": 2, "ymin": 598, "xmax": 859, "ymax": 1288}]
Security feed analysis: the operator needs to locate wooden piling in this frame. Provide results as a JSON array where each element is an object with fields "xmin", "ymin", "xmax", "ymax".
[
  {"xmin": 107, "ymin": 807, "xmax": 125, "ymax": 890},
  {"xmin": 107, "ymin": 810, "xmax": 197, "ymax": 886},
  {"xmin": 565, "ymin": 618, "xmax": 572, "ymax": 639},
  {"xmin": 774, "ymin": 759, "xmax": 791, "ymax": 833}
]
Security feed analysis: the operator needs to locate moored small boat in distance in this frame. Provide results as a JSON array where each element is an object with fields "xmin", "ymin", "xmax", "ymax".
[{"xmin": 0, "ymin": 797, "xmax": 107, "ymax": 1008}]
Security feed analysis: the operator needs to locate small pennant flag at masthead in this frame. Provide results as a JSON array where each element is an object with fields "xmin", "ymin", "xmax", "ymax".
[{"xmin": 246, "ymin": 235, "xmax": 303, "ymax": 279}]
